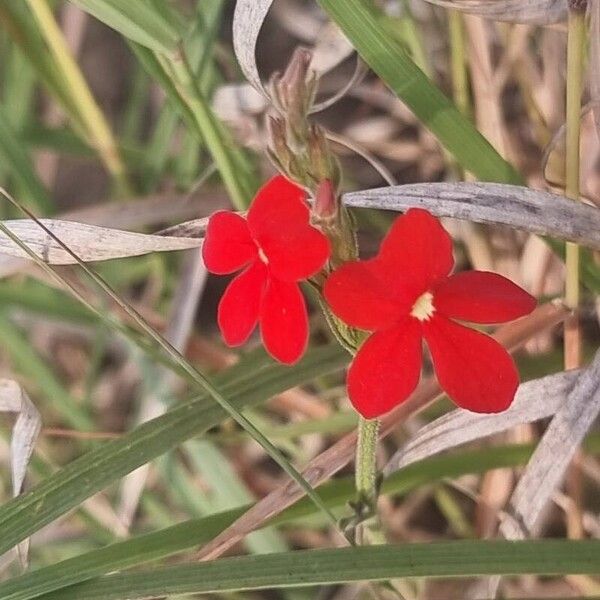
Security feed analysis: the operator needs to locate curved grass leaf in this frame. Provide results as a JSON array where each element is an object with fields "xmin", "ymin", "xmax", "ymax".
[
  {"xmin": 35, "ymin": 540, "xmax": 600, "ymax": 599},
  {"xmin": 0, "ymin": 344, "xmax": 347, "ymax": 559},
  {"xmin": 317, "ymin": 0, "xmax": 522, "ymax": 184},
  {"xmin": 0, "ymin": 440, "xmax": 584, "ymax": 600}
]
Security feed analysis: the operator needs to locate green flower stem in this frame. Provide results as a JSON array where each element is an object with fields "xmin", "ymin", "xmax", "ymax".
[
  {"xmin": 564, "ymin": 5, "xmax": 586, "ymax": 369},
  {"xmin": 355, "ymin": 416, "xmax": 380, "ymax": 514},
  {"xmin": 449, "ymin": 10, "xmax": 470, "ymax": 119}
]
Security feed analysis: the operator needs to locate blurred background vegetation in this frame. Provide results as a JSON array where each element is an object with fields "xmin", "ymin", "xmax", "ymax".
[{"xmin": 0, "ymin": 1, "xmax": 598, "ymax": 598}]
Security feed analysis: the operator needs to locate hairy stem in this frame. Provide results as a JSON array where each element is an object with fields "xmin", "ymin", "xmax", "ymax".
[{"xmin": 355, "ymin": 416, "xmax": 380, "ymax": 512}]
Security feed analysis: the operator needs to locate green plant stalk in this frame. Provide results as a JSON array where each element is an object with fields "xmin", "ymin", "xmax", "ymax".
[
  {"xmin": 355, "ymin": 417, "xmax": 380, "ymax": 511},
  {"xmin": 449, "ymin": 10, "xmax": 470, "ymax": 119},
  {"xmin": 3, "ymin": 438, "xmax": 600, "ymax": 600},
  {"xmin": 26, "ymin": 0, "xmax": 132, "ymax": 195},
  {"xmin": 159, "ymin": 47, "xmax": 254, "ymax": 209},
  {"xmin": 564, "ymin": 6, "xmax": 586, "ymax": 367}
]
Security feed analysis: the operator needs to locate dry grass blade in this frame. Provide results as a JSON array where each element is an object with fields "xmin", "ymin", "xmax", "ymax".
[
  {"xmin": 343, "ymin": 182, "xmax": 600, "ymax": 250},
  {"xmin": 473, "ymin": 350, "xmax": 600, "ymax": 598},
  {"xmin": 232, "ymin": 0, "xmax": 272, "ymax": 97},
  {"xmin": 421, "ymin": 0, "xmax": 567, "ymax": 24},
  {"xmin": 196, "ymin": 303, "xmax": 568, "ymax": 562},
  {"xmin": 384, "ymin": 361, "xmax": 578, "ymax": 474},
  {"xmin": 311, "ymin": 59, "xmax": 367, "ymax": 114},
  {"xmin": 0, "ymin": 380, "xmax": 41, "ymax": 567},
  {"xmin": 0, "ymin": 192, "xmax": 225, "ymax": 278},
  {"xmin": 501, "ymin": 349, "xmax": 600, "ymax": 539},
  {"xmin": 232, "ymin": 0, "xmax": 361, "ymax": 114},
  {"xmin": 0, "ymin": 218, "xmax": 203, "ymax": 264}
]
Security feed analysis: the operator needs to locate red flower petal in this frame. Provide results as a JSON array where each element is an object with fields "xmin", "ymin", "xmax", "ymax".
[
  {"xmin": 260, "ymin": 278, "xmax": 308, "ymax": 364},
  {"xmin": 423, "ymin": 315, "xmax": 519, "ymax": 413},
  {"xmin": 247, "ymin": 176, "xmax": 330, "ymax": 281},
  {"xmin": 347, "ymin": 318, "xmax": 423, "ymax": 418},
  {"xmin": 379, "ymin": 208, "xmax": 454, "ymax": 297},
  {"xmin": 324, "ymin": 259, "xmax": 410, "ymax": 331},
  {"xmin": 217, "ymin": 261, "xmax": 267, "ymax": 346},
  {"xmin": 434, "ymin": 271, "xmax": 536, "ymax": 324},
  {"xmin": 203, "ymin": 211, "xmax": 257, "ymax": 274}
]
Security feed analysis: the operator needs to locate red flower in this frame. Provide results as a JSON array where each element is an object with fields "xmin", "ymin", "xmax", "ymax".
[
  {"xmin": 203, "ymin": 176, "xmax": 330, "ymax": 364},
  {"xmin": 324, "ymin": 208, "xmax": 536, "ymax": 418}
]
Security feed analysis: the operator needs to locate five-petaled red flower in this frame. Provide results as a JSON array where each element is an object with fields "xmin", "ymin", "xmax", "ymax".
[
  {"xmin": 324, "ymin": 208, "xmax": 536, "ymax": 418},
  {"xmin": 203, "ymin": 176, "xmax": 330, "ymax": 364}
]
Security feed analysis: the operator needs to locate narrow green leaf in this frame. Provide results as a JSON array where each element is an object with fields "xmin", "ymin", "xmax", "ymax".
[
  {"xmin": 0, "ymin": 344, "xmax": 347, "ymax": 559},
  {"xmin": 0, "ymin": 2, "xmax": 82, "ymax": 126},
  {"xmin": 6, "ymin": 440, "xmax": 600, "ymax": 600},
  {"xmin": 317, "ymin": 0, "xmax": 523, "ymax": 184},
  {"xmin": 37, "ymin": 541, "xmax": 600, "ymax": 599},
  {"xmin": 68, "ymin": 0, "xmax": 183, "ymax": 54}
]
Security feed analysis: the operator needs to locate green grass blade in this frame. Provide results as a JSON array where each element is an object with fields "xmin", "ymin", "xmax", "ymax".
[
  {"xmin": 0, "ymin": 344, "xmax": 347, "ymax": 559},
  {"xmin": 3, "ymin": 45, "xmax": 37, "ymax": 131},
  {"xmin": 0, "ymin": 2, "xmax": 82, "ymax": 127},
  {"xmin": 317, "ymin": 0, "xmax": 522, "ymax": 184},
  {"xmin": 68, "ymin": 0, "xmax": 183, "ymax": 54},
  {"xmin": 0, "ymin": 281, "xmax": 95, "ymax": 324},
  {"xmin": 6, "ymin": 439, "xmax": 600, "ymax": 600},
  {"xmin": 185, "ymin": 440, "xmax": 289, "ymax": 554},
  {"xmin": 35, "ymin": 541, "xmax": 600, "ymax": 599},
  {"xmin": 141, "ymin": 1, "xmax": 225, "ymax": 191}
]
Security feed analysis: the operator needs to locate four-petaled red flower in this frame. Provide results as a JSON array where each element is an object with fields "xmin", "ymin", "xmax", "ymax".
[
  {"xmin": 203, "ymin": 176, "xmax": 330, "ymax": 364},
  {"xmin": 324, "ymin": 208, "xmax": 536, "ymax": 418}
]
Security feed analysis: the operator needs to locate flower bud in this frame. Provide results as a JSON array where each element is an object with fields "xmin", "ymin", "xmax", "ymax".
[
  {"xmin": 313, "ymin": 179, "xmax": 337, "ymax": 220},
  {"xmin": 307, "ymin": 124, "xmax": 340, "ymax": 187},
  {"xmin": 269, "ymin": 48, "xmax": 317, "ymax": 144}
]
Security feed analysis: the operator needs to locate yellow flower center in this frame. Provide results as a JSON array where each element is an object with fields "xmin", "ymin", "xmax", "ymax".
[
  {"xmin": 410, "ymin": 291, "xmax": 435, "ymax": 321},
  {"xmin": 258, "ymin": 247, "xmax": 269, "ymax": 264}
]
